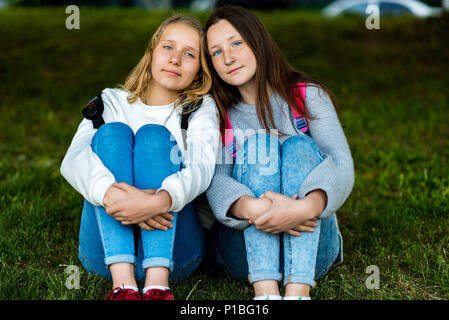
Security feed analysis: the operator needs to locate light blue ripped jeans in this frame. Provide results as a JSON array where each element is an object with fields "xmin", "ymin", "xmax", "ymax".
[{"xmin": 215, "ymin": 133, "xmax": 342, "ymax": 288}]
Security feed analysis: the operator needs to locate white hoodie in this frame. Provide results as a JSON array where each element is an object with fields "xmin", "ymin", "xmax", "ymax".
[{"xmin": 60, "ymin": 88, "xmax": 220, "ymax": 216}]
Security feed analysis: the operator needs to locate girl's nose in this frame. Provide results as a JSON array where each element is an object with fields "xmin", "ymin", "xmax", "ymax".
[
  {"xmin": 169, "ymin": 51, "xmax": 181, "ymax": 65},
  {"xmin": 223, "ymin": 51, "xmax": 235, "ymax": 65}
]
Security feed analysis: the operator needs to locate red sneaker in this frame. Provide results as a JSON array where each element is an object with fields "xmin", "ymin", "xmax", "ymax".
[
  {"xmin": 104, "ymin": 287, "xmax": 141, "ymax": 300},
  {"xmin": 141, "ymin": 288, "xmax": 174, "ymax": 300}
]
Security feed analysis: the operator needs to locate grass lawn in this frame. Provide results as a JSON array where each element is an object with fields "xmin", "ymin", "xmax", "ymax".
[{"xmin": 0, "ymin": 7, "xmax": 448, "ymax": 300}]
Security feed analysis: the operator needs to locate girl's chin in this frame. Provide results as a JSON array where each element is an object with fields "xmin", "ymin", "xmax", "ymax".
[
  {"xmin": 221, "ymin": 74, "xmax": 255, "ymax": 89},
  {"xmin": 157, "ymin": 81, "xmax": 189, "ymax": 93}
]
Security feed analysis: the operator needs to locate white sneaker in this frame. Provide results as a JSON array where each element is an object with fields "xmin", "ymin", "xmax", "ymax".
[
  {"xmin": 283, "ymin": 296, "xmax": 311, "ymax": 300},
  {"xmin": 253, "ymin": 295, "xmax": 283, "ymax": 300}
]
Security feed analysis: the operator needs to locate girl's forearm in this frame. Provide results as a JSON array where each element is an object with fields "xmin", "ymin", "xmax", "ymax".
[
  {"xmin": 156, "ymin": 190, "xmax": 172, "ymax": 213},
  {"xmin": 228, "ymin": 196, "xmax": 252, "ymax": 220},
  {"xmin": 302, "ymin": 189, "xmax": 328, "ymax": 218}
]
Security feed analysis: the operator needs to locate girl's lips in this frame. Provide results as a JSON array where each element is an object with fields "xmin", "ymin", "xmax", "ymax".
[
  {"xmin": 228, "ymin": 66, "xmax": 242, "ymax": 74},
  {"xmin": 163, "ymin": 69, "xmax": 181, "ymax": 76}
]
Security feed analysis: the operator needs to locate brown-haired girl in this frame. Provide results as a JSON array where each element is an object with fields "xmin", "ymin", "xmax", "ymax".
[{"xmin": 204, "ymin": 6, "xmax": 354, "ymax": 300}]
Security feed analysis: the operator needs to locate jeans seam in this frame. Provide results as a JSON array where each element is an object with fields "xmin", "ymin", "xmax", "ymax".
[
  {"xmin": 287, "ymin": 235, "xmax": 292, "ymax": 279},
  {"xmin": 93, "ymin": 206, "xmax": 107, "ymax": 258},
  {"xmin": 243, "ymin": 227, "xmax": 252, "ymax": 281},
  {"xmin": 240, "ymin": 144, "xmax": 247, "ymax": 180}
]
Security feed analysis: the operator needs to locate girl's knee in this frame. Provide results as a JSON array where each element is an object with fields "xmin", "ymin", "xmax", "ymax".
[
  {"xmin": 283, "ymin": 134, "xmax": 314, "ymax": 149},
  {"xmin": 282, "ymin": 135, "xmax": 323, "ymax": 160},
  {"xmin": 135, "ymin": 124, "xmax": 176, "ymax": 151},
  {"xmin": 92, "ymin": 122, "xmax": 134, "ymax": 151},
  {"xmin": 95, "ymin": 122, "xmax": 133, "ymax": 138},
  {"xmin": 135, "ymin": 124, "xmax": 172, "ymax": 140}
]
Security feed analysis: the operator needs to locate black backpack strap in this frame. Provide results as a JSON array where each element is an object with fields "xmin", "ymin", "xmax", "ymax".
[
  {"xmin": 180, "ymin": 98, "xmax": 203, "ymax": 130},
  {"xmin": 180, "ymin": 108, "xmax": 190, "ymax": 150},
  {"xmin": 180, "ymin": 111, "xmax": 189, "ymax": 131},
  {"xmin": 180, "ymin": 98, "xmax": 203, "ymax": 147},
  {"xmin": 82, "ymin": 92, "xmax": 105, "ymax": 129}
]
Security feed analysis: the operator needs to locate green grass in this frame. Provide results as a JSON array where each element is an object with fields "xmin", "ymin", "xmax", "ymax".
[{"xmin": 0, "ymin": 7, "xmax": 448, "ymax": 300}]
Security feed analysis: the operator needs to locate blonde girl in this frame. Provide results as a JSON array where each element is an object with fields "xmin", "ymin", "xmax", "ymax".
[{"xmin": 61, "ymin": 15, "xmax": 219, "ymax": 300}]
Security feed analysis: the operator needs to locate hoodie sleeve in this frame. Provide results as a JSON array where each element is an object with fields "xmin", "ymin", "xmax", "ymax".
[{"xmin": 60, "ymin": 89, "xmax": 117, "ymax": 206}]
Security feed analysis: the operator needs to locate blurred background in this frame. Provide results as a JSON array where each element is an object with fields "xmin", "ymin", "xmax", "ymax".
[
  {"xmin": 0, "ymin": 0, "xmax": 446, "ymax": 10},
  {"xmin": 0, "ymin": 1, "xmax": 448, "ymax": 300}
]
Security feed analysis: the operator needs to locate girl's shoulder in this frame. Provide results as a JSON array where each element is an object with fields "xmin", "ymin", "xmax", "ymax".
[
  {"xmin": 199, "ymin": 94, "xmax": 215, "ymax": 107},
  {"xmin": 304, "ymin": 84, "xmax": 327, "ymax": 99},
  {"xmin": 303, "ymin": 84, "xmax": 335, "ymax": 115},
  {"xmin": 95, "ymin": 88, "xmax": 133, "ymax": 118},
  {"xmin": 101, "ymin": 88, "xmax": 130, "ymax": 104},
  {"xmin": 190, "ymin": 94, "xmax": 217, "ymax": 115},
  {"xmin": 185, "ymin": 94, "xmax": 219, "ymax": 128}
]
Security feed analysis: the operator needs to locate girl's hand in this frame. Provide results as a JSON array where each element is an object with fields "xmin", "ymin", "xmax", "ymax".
[
  {"xmin": 103, "ymin": 184, "xmax": 128, "ymax": 208},
  {"xmin": 105, "ymin": 182, "xmax": 172, "ymax": 225},
  {"xmin": 133, "ymin": 188, "xmax": 175, "ymax": 231},
  {"xmin": 284, "ymin": 194, "xmax": 319, "ymax": 237},
  {"xmin": 138, "ymin": 213, "xmax": 175, "ymax": 231},
  {"xmin": 252, "ymin": 191, "xmax": 319, "ymax": 234}
]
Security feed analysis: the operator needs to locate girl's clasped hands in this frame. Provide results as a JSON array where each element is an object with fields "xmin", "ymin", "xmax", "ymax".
[
  {"xmin": 103, "ymin": 182, "xmax": 174, "ymax": 231},
  {"xmin": 233, "ymin": 190, "xmax": 326, "ymax": 236}
]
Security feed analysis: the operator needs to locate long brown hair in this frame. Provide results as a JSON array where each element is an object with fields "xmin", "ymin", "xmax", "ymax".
[
  {"xmin": 121, "ymin": 15, "xmax": 212, "ymax": 113},
  {"xmin": 204, "ymin": 6, "xmax": 338, "ymax": 131}
]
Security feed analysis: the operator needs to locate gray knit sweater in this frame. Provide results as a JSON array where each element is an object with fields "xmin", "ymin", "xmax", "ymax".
[{"xmin": 205, "ymin": 85, "xmax": 355, "ymax": 230}]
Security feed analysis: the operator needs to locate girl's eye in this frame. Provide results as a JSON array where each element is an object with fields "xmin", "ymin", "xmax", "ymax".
[
  {"xmin": 212, "ymin": 49, "xmax": 222, "ymax": 56},
  {"xmin": 185, "ymin": 52, "xmax": 195, "ymax": 58},
  {"xmin": 163, "ymin": 45, "xmax": 172, "ymax": 50},
  {"xmin": 233, "ymin": 41, "xmax": 242, "ymax": 47}
]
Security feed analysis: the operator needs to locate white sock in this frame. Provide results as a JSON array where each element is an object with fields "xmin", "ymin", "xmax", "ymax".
[
  {"xmin": 142, "ymin": 285, "xmax": 170, "ymax": 294},
  {"xmin": 253, "ymin": 295, "xmax": 282, "ymax": 300},
  {"xmin": 283, "ymin": 296, "xmax": 311, "ymax": 300},
  {"xmin": 115, "ymin": 285, "xmax": 139, "ymax": 293}
]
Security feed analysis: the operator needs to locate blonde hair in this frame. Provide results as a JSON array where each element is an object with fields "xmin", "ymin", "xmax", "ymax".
[{"xmin": 120, "ymin": 15, "xmax": 212, "ymax": 114}]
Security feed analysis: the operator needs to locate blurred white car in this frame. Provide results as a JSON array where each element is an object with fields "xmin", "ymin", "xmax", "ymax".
[{"xmin": 322, "ymin": 0, "xmax": 442, "ymax": 18}]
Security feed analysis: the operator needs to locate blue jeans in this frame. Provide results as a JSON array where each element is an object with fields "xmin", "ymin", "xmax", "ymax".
[
  {"xmin": 214, "ymin": 133, "xmax": 343, "ymax": 287},
  {"xmin": 78, "ymin": 122, "xmax": 206, "ymax": 282}
]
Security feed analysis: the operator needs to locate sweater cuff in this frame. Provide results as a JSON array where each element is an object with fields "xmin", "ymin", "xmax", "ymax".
[
  {"xmin": 92, "ymin": 175, "xmax": 115, "ymax": 207},
  {"xmin": 158, "ymin": 176, "xmax": 184, "ymax": 213},
  {"xmin": 207, "ymin": 188, "xmax": 255, "ymax": 230}
]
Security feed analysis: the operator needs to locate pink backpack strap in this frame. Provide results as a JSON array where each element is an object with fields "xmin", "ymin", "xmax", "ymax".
[
  {"xmin": 223, "ymin": 110, "xmax": 237, "ymax": 157},
  {"xmin": 292, "ymin": 82, "xmax": 310, "ymax": 134}
]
